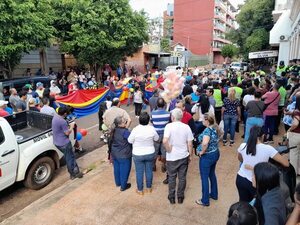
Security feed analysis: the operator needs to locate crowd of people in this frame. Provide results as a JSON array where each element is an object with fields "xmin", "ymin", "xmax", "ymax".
[
  {"xmin": 101, "ymin": 59, "xmax": 300, "ymax": 224},
  {"xmin": 1, "ymin": 59, "xmax": 300, "ymax": 224}
]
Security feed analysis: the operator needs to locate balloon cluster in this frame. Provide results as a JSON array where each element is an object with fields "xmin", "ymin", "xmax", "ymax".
[
  {"xmin": 160, "ymin": 72, "xmax": 185, "ymax": 103},
  {"xmin": 76, "ymin": 128, "xmax": 88, "ymax": 141}
]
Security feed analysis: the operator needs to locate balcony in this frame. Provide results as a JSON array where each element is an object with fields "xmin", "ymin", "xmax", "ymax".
[
  {"xmin": 214, "ymin": 13, "xmax": 226, "ymax": 22},
  {"xmin": 215, "ymin": 0, "xmax": 227, "ymax": 12},
  {"xmin": 214, "ymin": 23, "xmax": 226, "ymax": 32},
  {"xmin": 213, "ymin": 48, "xmax": 221, "ymax": 52},
  {"xmin": 213, "ymin": 36, "xmax": 231, "ymax": 44},
  {"xmin": 227, "ymin": 10, "xmax": 236, "ymax": 19}
]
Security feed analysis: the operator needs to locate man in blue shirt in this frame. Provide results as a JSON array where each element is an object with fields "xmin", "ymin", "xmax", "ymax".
[{"xmin": 151, "ymin": 98, "xmax": 170, "ymax": 183}]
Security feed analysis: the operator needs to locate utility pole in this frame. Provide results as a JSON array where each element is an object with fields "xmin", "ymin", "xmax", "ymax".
[{"xmin": 157, "ymin": 18, "xmax": 162, "ymax": 69}]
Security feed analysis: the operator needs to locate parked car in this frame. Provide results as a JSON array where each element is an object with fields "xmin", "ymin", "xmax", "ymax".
[
  {"xmin": 0, "ymin": 76, "xmax": 52, "ymax": 101},
  {"xmin": 0, "ymin": 111, "xmax": 75, "ymax": 191},
  {"xmin": 230, "ymin": 62, "xmax": 248, "ymax": 71}
]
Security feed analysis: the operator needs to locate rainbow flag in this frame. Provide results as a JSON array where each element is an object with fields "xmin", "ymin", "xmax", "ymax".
[{"xmin": 56, "ymin": 88, "xmax": 110, "ymax": 118}]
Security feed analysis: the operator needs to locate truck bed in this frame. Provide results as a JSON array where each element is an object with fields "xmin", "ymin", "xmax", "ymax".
[
  {"xmin": 5, "ymin": 111, "xmax": 53, "ymax": 144},
  {"xmin": 15, "ymin": 127, "xmax": 47, "ymax": 142}
]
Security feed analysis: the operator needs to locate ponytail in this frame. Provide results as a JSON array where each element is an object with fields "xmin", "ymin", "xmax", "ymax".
[{"xmin": 244, "ymin": 126, "xmax": 263, "ymax": 156}]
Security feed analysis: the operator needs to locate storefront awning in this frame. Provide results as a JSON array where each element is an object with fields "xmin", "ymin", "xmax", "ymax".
[{"xmin": 144, "ymin": 51, "xmax": 171, "ymax": 56}]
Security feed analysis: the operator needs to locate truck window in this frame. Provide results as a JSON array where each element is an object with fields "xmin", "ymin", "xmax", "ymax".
[{"xmin": 0, "ymin": 126, "xmax": 4, "ymax": 145}]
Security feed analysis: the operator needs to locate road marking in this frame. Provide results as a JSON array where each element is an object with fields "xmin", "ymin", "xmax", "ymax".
[{"xmin": 86, "ymin": 124, "xmax": 99, "ymax": 131}]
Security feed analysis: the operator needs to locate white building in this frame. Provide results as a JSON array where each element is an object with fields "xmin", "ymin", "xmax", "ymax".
[{"xmin": 270, "ymin": 0, "xmax": 300, "ymax": 65}]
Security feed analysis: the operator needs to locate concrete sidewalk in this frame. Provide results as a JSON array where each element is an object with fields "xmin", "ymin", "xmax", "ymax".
[{"xmin": 1, "ymin": 144, "xmax": 239, "ymax": 225}]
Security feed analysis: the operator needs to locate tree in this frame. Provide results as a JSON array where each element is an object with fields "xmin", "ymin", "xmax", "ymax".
[
  {"xmin": 161, "ymin": 38, "xmax": 171, "ymax": 52},
  {"xmin": 53, "ymin": 0, "xmax": 148, "ymax": 77},
  {"xmin": 245, "ymin": 28, "xmax": 270, "ymax": 52},
  {"xmin": 221, "ymin": 44, "xmax": 238, "ymax": 58},
  {"xmin": 226, "ymin": 0, "xmax": 275, "ymax": 58},
  {"xmin": 0, "ymin": 0, "xmax": 55, "ymax": 77}
]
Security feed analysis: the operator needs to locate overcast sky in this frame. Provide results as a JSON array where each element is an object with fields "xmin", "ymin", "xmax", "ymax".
[{"xmin": 129, "ymin": 0, "xmax": 245, "ymax": 18}]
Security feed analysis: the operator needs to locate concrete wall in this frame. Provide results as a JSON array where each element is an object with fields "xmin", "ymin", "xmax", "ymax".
[
  {"xmin": 13, "ymin": 46, "xmax": 63, "ymax": 77},
  {"xmin": 125, "ymin": 47, "xmax": 146, "ymax": 72}
]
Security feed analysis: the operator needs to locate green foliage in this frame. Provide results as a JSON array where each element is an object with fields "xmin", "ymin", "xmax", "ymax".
[
  {"xmin": 245, "ymin": 28, "xmax": 269, "ymax": 52},
  {"xmin": 227, "ymin": 0, "xmax": 275, "ymax": 58},
  {"xmin": 0, "ymin": 0, "xmax": 55, "ymax": 77},
  {"xmin": 53, "ymin": 0, "xmax": 149, "ymax": 73},
  {"xmin": 221, "ymin": 44, "xmax": 239, "ymax": 58},
  {"xmin": 161, "ymin": 38, "xmax": 171, "ymax": 52}
]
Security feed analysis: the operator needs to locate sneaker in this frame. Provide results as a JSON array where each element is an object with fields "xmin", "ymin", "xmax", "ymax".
[
  {"xmin": 229, "ymin": 141, "xmax": 234, "ymax": 147},
  {"xmin": 178, "ymin": 197, "xmax": 184, "ymax": 204},
  {"xmin": 103, "ymin": 138, "xmax": 108, "ymax": 143},
  {"xmin": 100, "ymin": 134, "xmax": 105, "ymax": 139},
  {"xmin": 120, "ymin": 183, "xmax": 131, "ymax": 191},
  {"xmin": 136, "ymin": 190, "xmax": 144, "ymax": 195},
  {"xmin": 195, "ymin": 199, "xmax": 209, "ymax": 207},
  {"xmin": 145, "ymin": 188, "xmax": 152, "ymax": 193},
  {"xmin": 223, "ymin": 140, "xmax": 227, "ymax": 146},
  {"xmin": 75, "ymin": 147, "xmax": 86, "ymax": 154},
  {"xmin": 268, "ymin": 139, "xmax": 274, "ymax": 144},
  {"xmin": 168, "ymin": 197, "xmax": 175, "ymax": 204},
  {"xmin": 70, "ymin": 171, "xmax": 83, "ymax": 180}
]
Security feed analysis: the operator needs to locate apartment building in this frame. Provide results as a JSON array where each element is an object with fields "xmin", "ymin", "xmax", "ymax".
[{"xmin": 173, "ymin": 0, "xmax": 237, "ymax": 64}]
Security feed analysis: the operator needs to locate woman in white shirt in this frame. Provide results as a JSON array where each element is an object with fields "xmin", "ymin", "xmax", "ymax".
[
  {"xmin": 236, "ymin": 126, "xmax": 289, "ymax": 202},
  {"xmin": 133, "ymin": 86, "xmax": 143, "ymax": 117},
  {"xmin": 191, "ymin": 94, "xmax": 215, "ymax": 135},
  {"xmin": 128, "ymin": 112, "xmax": 159, "ymax": 195}
]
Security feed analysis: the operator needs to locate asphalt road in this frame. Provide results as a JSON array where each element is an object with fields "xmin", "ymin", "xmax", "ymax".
[{"xmin": 0, "ymin": 105, "xmax": 138, "ymax": 222}]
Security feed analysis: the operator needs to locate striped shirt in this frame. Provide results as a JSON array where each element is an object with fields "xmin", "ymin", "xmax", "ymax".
[{"xmin": 151, "ymin": 108, "xmax": 170, "ymax": 135}]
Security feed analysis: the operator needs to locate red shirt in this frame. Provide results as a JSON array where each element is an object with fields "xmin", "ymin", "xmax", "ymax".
[
  {"xmin": 0, "ymin": 109, "xmax": 9, "ymax": 117},
  {"xmin": 181, "ymin": 111, "xmax": 192, "ymax": 124}
]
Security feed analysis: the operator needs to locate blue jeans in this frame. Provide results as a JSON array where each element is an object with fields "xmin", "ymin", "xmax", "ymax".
[
  {"xmin": 244, "ymin": 117, "xmax": 264, "ymax": 142},
  {"xmin": 199, "ymin": 151, "xmax": 220, "ymax": 205},
  {"xmin": 56, "ymin": 141, "xmax": 79, "ymax": 176},
  {"xmin": 133, "ymin": 153, "xmax": 155, "ymax": 191},
  {"xmin": 223, "ymin": 114, "xmax": 238, "ymax": 142},
  {"xmin": 113, "ymin": 158, "xmax": 132, "ymax": 190}
]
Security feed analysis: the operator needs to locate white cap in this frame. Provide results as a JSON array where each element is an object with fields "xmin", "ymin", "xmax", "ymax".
[{"xmin": 0, "ymin": 100, "xmax": 8, "ymax": 107}]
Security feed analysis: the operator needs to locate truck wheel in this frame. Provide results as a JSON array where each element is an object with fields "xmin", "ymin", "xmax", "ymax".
[{"xmin": 24, "ymin": 156, "xmax": 55, "ymax": 190}]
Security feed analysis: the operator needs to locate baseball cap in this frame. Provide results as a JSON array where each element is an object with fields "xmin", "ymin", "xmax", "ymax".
[
  {"xmin": 36, "ymin": 82, "xmax": 43, "ymax": 87},
  {"xmin": 25, "ymin": 84, "xmax": 32, "ymax": 89},
  {"xmin": 0, "ymin": 100, "xmax": 8, "ymax": 107}
]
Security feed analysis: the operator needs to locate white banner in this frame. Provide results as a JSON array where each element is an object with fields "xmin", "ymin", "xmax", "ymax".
[{"xmin": 249, "ymin": 50, "xmax": 278, "ymax": 59}]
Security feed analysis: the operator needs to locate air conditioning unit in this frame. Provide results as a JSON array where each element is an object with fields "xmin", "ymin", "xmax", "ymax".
[{"xmin": 279, "ymin": 35, "xmax": 289, "ymax": 41}]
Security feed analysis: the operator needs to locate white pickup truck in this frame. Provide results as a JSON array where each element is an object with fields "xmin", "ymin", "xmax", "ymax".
[{"xmin": 0, "ymin": 111, "xmax": 73, "ymax": 192}]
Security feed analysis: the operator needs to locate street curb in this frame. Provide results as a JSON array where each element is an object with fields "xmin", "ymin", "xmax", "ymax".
[{"xmin": 0, "ymin": 145, "xmax": 110, "ymax": 225}]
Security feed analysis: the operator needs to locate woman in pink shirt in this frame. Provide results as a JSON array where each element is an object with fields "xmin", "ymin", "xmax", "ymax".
[{"xmin": 262, "ymin": 83, "xmax": 280, "ymax": 143}]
